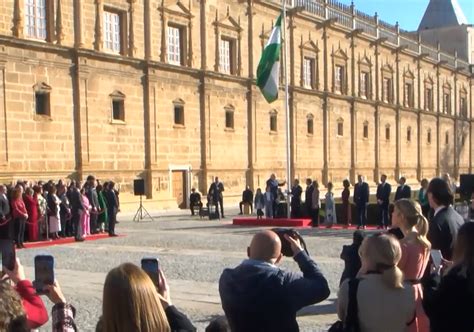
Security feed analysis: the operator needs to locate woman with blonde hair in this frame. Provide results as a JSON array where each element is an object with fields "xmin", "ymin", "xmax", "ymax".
[
  {"xmin": 98, "ymin": 263, "xmax": 195, "ymax": 332},
  {"xmin": 337, "ymin": 233, "xmax": 415, "ymax": 332},
  {"xmin": 392, "ymin": 199, "xmax": 431, "ymax": 332}
]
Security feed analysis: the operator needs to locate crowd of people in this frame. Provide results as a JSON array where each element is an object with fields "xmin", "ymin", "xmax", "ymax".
[
  {"xmin": 2, "ymin": 176, "xmax": 473, "ymax": 332},
  {"xmin": 0, "ymin": 175, "xmax": 120, "ymax": 248}
]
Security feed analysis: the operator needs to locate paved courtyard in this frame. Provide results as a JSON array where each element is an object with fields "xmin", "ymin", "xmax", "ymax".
[{"xmin": 17, "ymin": 207, "xmax": 366, "ymax": 331}]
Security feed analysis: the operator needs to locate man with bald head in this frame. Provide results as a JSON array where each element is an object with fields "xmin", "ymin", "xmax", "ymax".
[{"xmin": 219, "ymin": 230, "xmax": 330, "ymax": 331}]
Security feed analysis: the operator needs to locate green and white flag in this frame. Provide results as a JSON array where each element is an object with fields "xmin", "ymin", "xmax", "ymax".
[{"xmin": 256, "ymin": 14, "xmax": 282, "ymax": 103}]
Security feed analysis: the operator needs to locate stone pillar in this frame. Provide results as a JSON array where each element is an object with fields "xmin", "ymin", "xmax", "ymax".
[
  {"xmin": 322, "ymin": 24, "xmax": 329, "ymax": 184},
  {"xmin": 395, "ymin": 52, "xmax": 401, "ymax": 179},
  {"xmin": 350, "ymin": 35, "xmax": 357, "ymax": 182},
  {"xmin": 0, "ymin": 54, "xmax": 9, "ymax": 165},
  {"xmin": 214, "ymin": 11, "xmax": 220, "ymax": 72},
  {"xmin": 56, "ymin": 0, "xmax": 64, "ymax": 45},
  {"xmin": 74, "ymin": 0, "xmax": 84, "ymax": 47},
  {"xmin": 143, "ymin": 66, "xmax": 158, "ymax": 198},
  {"xmin": 188, "ymin": 12, "xmax": 193, "ymax": 67},
  {"xmin": 436, "ymin": 65, "xmax": 441, "ymax": 175},
  {"xmin": 12, "ymin": 0, "xmax": 24, "ymax": 38},
  {"xmin": 144, "ymin": 0, "xmax": 151, "ymax": 60},
  {"xmin": 246, "ymin": 0, "xmax": 255, "ymax": 189},
  {"xmin": 128, "ymin": 0, "xmax": 137, "ymax": 57},
  {"xmin": 416, "ymin": 60, "xmax": 422, "ymax": 180},
  {"xmin": 160, "ymin": 3, "xmax": 167, "ymax": 63},
  {"xmin": 199, "ymin": 0, "xmax": 207, "ymax": 70},
  {"xmin": 94, "ymin": 0, "xmax": 103, "ymax": 51},
  {"xmin": 453, "ymin": 72, "xmax": 458, "ymax": 177}
]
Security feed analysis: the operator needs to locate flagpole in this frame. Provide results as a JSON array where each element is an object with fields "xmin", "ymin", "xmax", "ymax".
[{"xmin": 282, "ymin": 0, "xmax": 291, "ymax": 218}]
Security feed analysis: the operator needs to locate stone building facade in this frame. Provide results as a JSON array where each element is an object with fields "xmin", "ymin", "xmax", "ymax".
[{"xmin": 0, "ymin": 0, "xmax": 472, "ymax": 209}]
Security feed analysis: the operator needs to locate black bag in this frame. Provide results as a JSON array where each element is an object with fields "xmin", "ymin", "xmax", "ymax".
[
  {"xmin": 328, "ymin": 278, "xmax": 361, "ymax": 332},
  {"xmin": 271, "ymin": 228, "xmax": 309, "ymax": 257}
]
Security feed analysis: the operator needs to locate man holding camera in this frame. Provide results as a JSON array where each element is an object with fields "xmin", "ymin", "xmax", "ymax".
[{"xmin": 219, "ymin": 230, "xmax": 330, "ymax": 332}]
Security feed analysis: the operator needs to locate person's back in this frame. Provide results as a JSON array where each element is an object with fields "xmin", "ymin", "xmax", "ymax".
[
  {"xmin": 428, "ymin": 206, "xmax": 464, "ymax": 260},
  {"xmin": 345, "ymin": 276, "xmax": 414, "ymax": 332},
  {"xmin": 339, "ymin": 231, "xmax": 365, "ymax": 285},
  {"xmin": 219, "ymin": 230, "xmax": 329, "ymax": 332}
]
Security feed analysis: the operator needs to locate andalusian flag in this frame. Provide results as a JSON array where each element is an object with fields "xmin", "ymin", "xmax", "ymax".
[{"xmin": 256, "ymin": 14, "xmax": 282, "ymax": 103}]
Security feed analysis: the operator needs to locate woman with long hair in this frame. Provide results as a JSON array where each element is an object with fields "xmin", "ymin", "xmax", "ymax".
[
  {"xmin": 98, "ymin": 263, "xmax": 195, "ymax": 332},
  {"xmin": 392, "ymin": 199, "xmax": 431, "ymax": 332},
  {"xmin": 337, "ymin": 233, "xmax": 415, "ymax": 331},
  {"xmin": 10, "ymin": 186, "xmax": 28, "ymax": 248},
  {"xmin": 423, "ymin": 222, "xmax": 474, "ymax": 332},
  {"xmin": 341, "ymin": 179, "xmax": 352, "ymax": 227},
  {"xmin": 23, "ymin": 187, "xmax": 39, "ymax": 242}
]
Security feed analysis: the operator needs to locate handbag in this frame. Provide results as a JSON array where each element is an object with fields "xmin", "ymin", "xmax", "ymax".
[{"xmin": 328, "ymin": 278, "xmax": 361, "ymax": 332}]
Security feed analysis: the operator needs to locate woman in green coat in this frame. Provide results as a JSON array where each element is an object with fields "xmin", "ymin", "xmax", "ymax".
[{"xmin": 97, "ymin": 183, "xmax": 108, "ymax": 232}]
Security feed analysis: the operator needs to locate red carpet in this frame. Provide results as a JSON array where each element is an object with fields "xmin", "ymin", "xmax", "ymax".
[
  {"xmin": 232, "ymin": 218, "xmax": 379, "ymax": 230},
  {"xmin": 22, "ymin": 233, "xmax": 125, "ymax": 249}
]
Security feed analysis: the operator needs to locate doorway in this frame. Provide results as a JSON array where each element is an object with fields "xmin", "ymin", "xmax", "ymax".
[{"xmin": 171, "ymin": 170, "xmax": 187, "ymax": 209}]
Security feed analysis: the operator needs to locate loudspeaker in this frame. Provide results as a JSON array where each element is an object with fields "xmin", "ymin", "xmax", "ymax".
[
  {"xmin": 133, "ymin": 179, "xmax": 145, "ymax": 196},
  {"xmin": 459, "ymin": 174, "xmax": 474, "ymax": 195}
]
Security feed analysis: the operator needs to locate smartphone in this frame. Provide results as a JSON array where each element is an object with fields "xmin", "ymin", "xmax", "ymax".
[
  {"xmin": 430, "ymin": 249, "xmax": 443, "ymax": 270},
  {"xmin": 0, "ymin": 239, "xmax": 16, "ymax": 271},
  {"xmin": 34, "ymin": 255, "xmax": 55, "ymax": 294},
  {"xmin": 141, "ymin": 258, "xmax": 160, "ymax": 287}
]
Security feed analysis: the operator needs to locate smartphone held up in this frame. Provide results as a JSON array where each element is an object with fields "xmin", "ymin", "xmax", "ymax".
[
  {"xmin": 34, "ymin": 255, "xmax": 55, "ymax": 294},
  {"xmin": 141, "ymin": 257, "xmax": 160, "ymax": 288},
  {"xmin": 0, "ymin": 239, "xmax": 16, "ymax": 271}
]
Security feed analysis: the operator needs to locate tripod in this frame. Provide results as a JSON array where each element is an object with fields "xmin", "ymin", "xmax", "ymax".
[{"xmin": 133, "ymin": 195, "xmax": 154, "ymax": 222}]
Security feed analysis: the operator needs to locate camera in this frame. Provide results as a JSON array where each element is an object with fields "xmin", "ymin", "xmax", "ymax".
[{"xmin": 272, "ymin": 228, "xmax": 309, "ymax": 257}]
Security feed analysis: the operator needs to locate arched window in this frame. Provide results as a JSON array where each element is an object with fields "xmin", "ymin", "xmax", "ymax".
[{"xmin": 363, "ymin": 121, "xmax": 369, "ymax": 139}]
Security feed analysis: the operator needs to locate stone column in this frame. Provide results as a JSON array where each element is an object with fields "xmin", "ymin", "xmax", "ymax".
[
  {"xmin": 188, "ymin": 15, "xmax": 194, "ymax": 67},
  {"xmin": 143, "ymin": 66, "xmax": 158, "ymax": 198},
  {"xmin": 246, "ymin": 0, "xmax": 255, "ymax": 188},
  {"xmin": 160, "ymin": 3, "xmax": 167, "ymax": 62},
  {"xmin": 128, "ymin": 0, "xmax": 137, "ymax": 57},
  {"xmin": 0, "ymin": 55, "xmax": 9, "ymax": 164},
  {"xmin": 436, "ymin": 65, "xmax": 441, "ymax": 175},
  {"xmin": 144, "ymin": 0, "xmax": 151, "ymax": 60},
  {"xmin": 94, "ymin": 0, "xmax": 103, "ymax": 51},
  {"xmin": 322, "ymin": 24, "xmax": 329, "ymax": 184},
  {"xmin": 395, "ymin": 52, "xmax": 401, "ymax": 179},
  {"xmin": 199, "ymin": 0, "xmax": 207, "ymax": 70},
  {"xmin": 350, "ymin": 35, "xmax": 357, "ymax": 182},
  {"xmin": 416, "ymin": 60, "xmax": 422, "ymax": 180},
  {"xmin": 12, "ymin": 0, "xmax": 24, "ymax": 38},
  {"xmin": 214, "ymin": 13, "xmax": 220, "ymax": 72},
  {"xmin": 453, "ymin": 72, "xmax": 458, "ymax": 177},
  {"xmin": 74, "ymin": 0, "xmax": 84, "ymax": 47},
  {"xmin": 56, "ymin": 0, "xmax": 64, "ymax": 45}
]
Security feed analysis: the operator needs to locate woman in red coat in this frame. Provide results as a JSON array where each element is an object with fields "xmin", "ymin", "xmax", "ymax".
[
  {"xmin": 11, "ymin": 186, "xmax": 28, "ymax": 248},
  {"xmin": 24, "ymin": 187, "xmax": 39, "ymax": 242}
]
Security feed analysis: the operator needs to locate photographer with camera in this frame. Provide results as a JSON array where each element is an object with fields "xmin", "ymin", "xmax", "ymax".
[{"xmin": 219, "ymin": 230, "xmax": 330, "ymax": 332}]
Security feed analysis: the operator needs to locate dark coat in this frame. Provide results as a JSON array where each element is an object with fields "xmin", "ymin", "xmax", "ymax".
[
  {"xmin": 305, "ymin": 185, "xmax": 314, "ymax": 210},
  {"xmin": 190, "ymin": 192, "xmax": 201, "ymax": 205},
  {"xmin": 208, "ymin": 182, "xmax": 224, "ymax": 203},
  {"xmin": 339, "ymin": 243, "xmax": 362, "ymax": 285},
  {"xmin": 427, "ymin": 206, "xmax": 464, "ymax": 260},
  {"xmin": 242, "ymin": 189, "xmax": 254, "ymax": 203},
  {"xmin": 353, "ymin": 182, "xmax": 369, "ymax": 206},
  {"xmin": 376, "ymin": 182, "xmax": 391, "ymax": 207},
  {"xmin": 291, "ymin": 185, "xmax": 303, "ymax": 203},
  {"xmin": 423, "ymin": 266, "xmax": 474, "ymax": 332},
  {"xmin": 394, "ymin": 185, "xmax": 411, "ymax": 201},
  {"xmin": 219, "ymin": 252, "xmax": 330, "ymax": 332},
  {"xmin": 69, "ymin": 188, "xmax": 84, "ymax": 213}
]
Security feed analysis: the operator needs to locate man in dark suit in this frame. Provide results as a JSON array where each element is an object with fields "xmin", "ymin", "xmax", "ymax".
[
  {"xmin": 266, "ymin": 174, "xmax": 286, "ymax": 218},
  {"xmin": 70, "ymin": 181, "xmax": 84, "ymax": 241},
  {"xmin": 339, "ymin": 230, "xmax": 365, "ymax": 285},
  {"xmin": 239, "ymin": 186, "xmax": 254, "ymax": 215},
  {"xmin": 85, "ymin": 175, "xmax": 100, "ymax": 234},
  {"xmin": 394, "ymin": 177, "xmax": 411, "ymax": 201},
  {"xmin": 105, "ymin": 182, "xmax": 119, "ymax": 236},
  {"xmin": 189, "ymin": 188, "xmax": 203, "ymax": 216},
  {"xmin": 353, "ymin": 175, "xmax": 369, "ymax": 229},
  {"xmin": 376, "ymin": 174, "xmax": 391, "ymax": 229},
  {"xmin": 304, "ymin": 178, "xmax": 313, "ymax": 218},
  {"xmin": 208, "ymin": 177, "xmax": 225, "ymax": 218},
  {"xmin": 427, "ymin": 177, "xmax": 465, "ymax": 260},
  {"xmin": 290, "ymin": 179, "xmax": 303, "ymax": 218}
]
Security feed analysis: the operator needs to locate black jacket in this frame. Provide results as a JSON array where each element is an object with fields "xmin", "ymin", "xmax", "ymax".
[
  {"xmin": 219, "ymin": 252, "xmax": 330, "ymax": 332},
  {"xmin": 394, "ymin": 185, "xmax": 411, "ymax": 201},
  {"xmin": 305, "ymin": 185, "xmax": 314, "ymax": 210},
  {"xmin": 353, "ymin": 182, "xmax": 369, "ymax": 206},
  {"xmin": 165, "ymin": 305, "xmax": 196, "ymax": 332},
  {"xmin": 423, "ymin": 266, "xmax": 474, "ymax": 332},
  {"xmin": 376, "ymin": 182, "xmax": 391, "ymax": 207},
  {"xmin": 339, "ymin": 243, "xmax": 362, "ymax": 285},
  {"xmin": 242, "ymin": 189, "xmax": 254, "ymax": 203},
  {"xmin": 427, "ymin": 206, "xmax": 464, "ymax": 260}
]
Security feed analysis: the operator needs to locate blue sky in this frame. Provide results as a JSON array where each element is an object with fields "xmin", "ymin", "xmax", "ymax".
[{"xmin": 338, "ymin": 0, "xmax": 474, "ymax": 31}]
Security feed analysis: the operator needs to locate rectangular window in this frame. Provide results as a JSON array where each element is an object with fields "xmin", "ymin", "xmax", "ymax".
[
  {"xmin": 360, "ymin": 72, "xmax": 369, "ymax": 98},
  {"xmin": 303, "ymin": 57, "xmax": 315, "ymax": 88},
  {"xmin": 407, "ymin": 128, "xmax": 412, "ymax": 142},
  {"xmin": 174, "ymin": 105, "xmax": 184, "ymax": 126},
  {"xmin": 443, "ymin": 93, "xmax": 451, "ymax": 114},
  {"xmin": 225, "ymin": 110, "xmax": 234, "ymax": 129},
  {"xmin": 404, "ymin": 82, "xmax": 413, "ymax": 107},
  {"xmin": 425, "ymin": 87, "xmax": 433, "ymax": 111},
  {"xmin": 270, "ymin": 114, "xmax": 277, "ymax": 132},
  {"xmin": 337, "ymin": 122, "xmax": 344, "ymax": 136},
  {"xmin": 168, "ymin": 25, "xmax": 184, "ymax": 65},
  {"xmin": 363, "ymin": 123, "xmax": 368, "ymax": 139},
  {"xmin": 335, "ymin": 65, "xmax": 344, "ymax": 93},
  {"xmin": 427, "ymin": 131, "xmax": 431, "ymax": 144},
  {"xmin": 307, "ymin": 118, "xmax": 314, "ymax": 135},
  {"xmin": 112, "ymin": 99, "xmax": 124, "ymax": 121},
  {"xmin": 385, "ymin": 127, "xmax": 390, "ymax": 140},
  {"xmin": 219, "ymin": 38, "xmax": 236, "ymax": 74},
  {"xmin": 445, "ymin": 132, "xmax": 449, "ymax": 145},
  {"xmin": 35, "ymin": 92, "xmax": 50, "ymax": 116},
  {"xmin": 460, "ymin": 97, "xmax": 467, "ymax": 117},
  {"xmin": 383, "ymin": 78, "xmax": 392, "ymax": 103},
  {"xmin": 25, "ymin": 0, "xmax": 47, "ymax": 40},
  {"xmin": 103, "ymin": 10, "xmax": 124, "ymax": 54}
]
